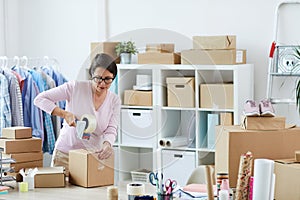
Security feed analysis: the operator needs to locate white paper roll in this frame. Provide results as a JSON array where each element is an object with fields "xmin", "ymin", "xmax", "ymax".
[
  {"xmin": 159, "ymin": 136, "xmax": 188, "ymax": 147},
  {"xmin": 126, "ymin": 183, "xmax": 145, "ymax": 196},
  {"xmin": 253, "ymin": 159, "xmax": 275, "ymax": 200},
  {"xmin": 80, "ymin": 114, "xmax": 97, "ymax": 133}
]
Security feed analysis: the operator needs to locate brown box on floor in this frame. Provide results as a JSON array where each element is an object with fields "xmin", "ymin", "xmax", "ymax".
[
  {"xmin": 69, "ymin": 149, "xmax": 114, "ymax": 188},
  {"xmin": 137, "ymin": 52, "xmax": 181, "ymax": 64},
  {"xmin": 200, "ymin": 84, "xmax": 233, "ymax": 109},
  {"xmin": 34, "ymin": 167, "xmax": 65, "ymax": 188},
  {"xmin": 274, "ymin": 159, "xmax": 300, "ymax": 200},
  {"xmin": 90, "ymin": 42, "xmax": 120, "ymax": 63},
  {"xmin": 123, "ymin": 90, "xmax": 152, "ymax": 106},
  {"xmin": 0, "ymin": 137, "xmax": 42, "ymax": 154},
  {"xmin": 4, "ymin": 160, "xmax": 43, "ymax": 172},
  {"xmin": 193, "ymin": 35, "xmax": 236, "ymax": 50},
  {"xmin": 215, "ymin": 125, "xmax": 300, "ymax": 188},
  {"xmin": 2, "ymin": 126, "xmax": 32, "ymax": 139},
  {"xmin": 166, "ymin": 77, "xmax": 195, "ymax": 107},
  {"xmin": 181, "ymin": 49, "xmax": 246, "ymax": 65},
  {"xmin": 241, "ymin": 116, "xmax": 286, "ymax": 130}
]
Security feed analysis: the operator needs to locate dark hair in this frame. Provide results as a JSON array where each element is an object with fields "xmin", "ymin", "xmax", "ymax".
[{"xmin": 89, "ymin": 53, "xmax": 118, "ymax": 78}]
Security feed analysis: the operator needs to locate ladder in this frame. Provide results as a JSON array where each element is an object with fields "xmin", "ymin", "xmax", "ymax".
[{"xmin": 266, "ymin": 1, "xmax": 300, "ymax": 104}]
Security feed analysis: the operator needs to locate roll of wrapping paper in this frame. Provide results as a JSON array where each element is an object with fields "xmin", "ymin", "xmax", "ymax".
[
  {"xmin": 235, "ymin": 151, "xmax": 253, "ymax": 200},
  {"xmin": 205, "ymin": 165, "xmax": 214, "ymax": 200}
]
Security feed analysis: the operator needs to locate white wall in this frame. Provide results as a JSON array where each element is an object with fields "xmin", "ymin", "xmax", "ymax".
[{"xmin": 1, "ymin": 0, "xmax": 300, "ymax": 124}]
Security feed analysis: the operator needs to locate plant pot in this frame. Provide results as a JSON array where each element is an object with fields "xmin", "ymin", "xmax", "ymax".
[{"xmin": 120, "ymin": 53, "xmax": 132, "ymax": 64}]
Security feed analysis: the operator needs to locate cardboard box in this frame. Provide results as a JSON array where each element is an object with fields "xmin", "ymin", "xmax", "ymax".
[
  {"xmin": 193, "ymin": 35, "xmax": 236, "ymax": 50},
  {"xmin": 181, "ymin": 49, "xmax": 246, "ymax": 65},
  {"xmin": 146, "ymin": 43, "xmax": 175, "ymax": 53},
  {"xmin": 138, "ymin": 52, "xmax": 181, "ymax": 64},
  {"xmin": 69, "ymin": 149, "xmax": 114, "ymax": 188},
  {"xmin": 90, "ymin": 42, "xmax": 120, "ymax": 63},
  {"xmin": 34, "ymin": 167, "xmax": 65, "ymax": 188},
  {"xmin": 215, "ymin": 126, "xmax": 300, "ymax": 188},
  {"xmin": 166, "ymin": 77, "xmax": 195, "ymax": 107},
  {"xmin": 5, "ymin": 160, "xmax": 43, "ymax": 172},
  {"xmin": 3, "ymin": 152, "xmax": 43, "ymax": 163},
  {"xmin": 274, "ymin": 159, "xmax": 300, "ymax": 200},
  {"xmin": 2, "ymin": 126, "xmax": 32, "ymax": 139},
  {"xmin": 241, "ymin": 116, "xmax": 286, "ymax": 130},
  {"xmin": 220, "ymin": 113, "xmax": 233, "ymax": 125},
  {"xmin": 200, "ymin": 84, "xmax": 233, "ymax": 109},
  {"xmin": 124, "ymin": 90, "xmax": 152, "ymax": 106},
  {"xmin": 0, "ymin": 137, "xmax": 42, "ymax": 154}
]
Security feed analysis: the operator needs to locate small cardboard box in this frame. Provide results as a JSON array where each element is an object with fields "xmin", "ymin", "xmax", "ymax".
[
  {"xmin": 200, "ymin": 84, "xmax": 233, "ymax": 109},
  {"xmin": 34, "ymin": 167, "xmax": 65, "ymax": 188},
  {"xmin": 192, "ymin": 35, "xmax": 236, "ymax": 50},
  {"xmin": 138, "ymin": 52, "xmax": 181, "ymax": 64},
  {"xmin": 5, "ymin": 160, "xmax": 43, "ymax": 172},
  {"xmin": 3, "ymin": 152, "xmax": 43, "ymax": 163},
  {"xmin": 166, "ymin": 77, "xmax": 195, "ymax": 107},
  {"xmin": 215, "ymin": 126, "xmax": 300, "ymax": 188},
  {"xmin": 124, "ymin": 90, "xmax": 152, "ymax": 106},
  {"xmin": 2, "ymin": 126, "xmax": 32, "ymax": 139},
  {"xmin": 90, "ymin": 42, "xmax": 120, "ymax": 63},
  {"xmin": 220, "ymin": 112, "xmax": 233, "ymax": 126},
  {"xmin": 0, "ymin": 137, "xmax": 42, "ymax": 154},
  {"xmin": 146, "ymin": 43, "xmax": 175, "ymax": 53},
  {"xmin": 69, "ymin": 149, "xmax": 114, "ymax": 188},
  {"xmin": 241, "ymin": 116, "xmax": 286, "ymax": 130},
  {"xmin": 181, "ymin": 49, "xmax": 246, "ymax": 65},
  {"xmin": 274, "ymin": 159, "xmax": 300, "ymax": 200}
]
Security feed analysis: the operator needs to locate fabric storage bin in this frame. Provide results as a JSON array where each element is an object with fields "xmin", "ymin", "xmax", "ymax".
[{"xmin": 121, "ymin": 109, "xmax": 156, "ymax": 147}]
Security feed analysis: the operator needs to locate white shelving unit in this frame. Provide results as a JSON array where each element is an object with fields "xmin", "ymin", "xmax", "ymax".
[{"xmin": 114, "ymin": 64, "xmax": 254, "ymax": 184}]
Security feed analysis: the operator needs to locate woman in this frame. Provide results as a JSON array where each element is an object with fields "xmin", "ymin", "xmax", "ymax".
[{"xmin": 34, "ymin": 53, "xmax": 121, "ymax": 175}]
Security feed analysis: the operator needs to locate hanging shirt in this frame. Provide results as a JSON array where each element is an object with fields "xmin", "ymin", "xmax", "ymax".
[
  {"xmin": 1, "ymin": 69, "xmax": 24, "ymax": 126},
  {"xmin": 34, "ymin": 80, "xmax": 121, "ymax": 153},
  {"xmin": 30, "ymin": 69, "xmax": 55, "ymax": 154},
  {"xmin": 0, "ymin": 73, "xmax": 12, "ymax": 136},
  {"xmin": 11, "ymin": 66, "xmax": 43, "ymax": 138}
]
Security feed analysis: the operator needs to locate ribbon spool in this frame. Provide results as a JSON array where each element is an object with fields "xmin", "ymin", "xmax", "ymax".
[
  {"xmin": 107, "ymin": 186, "xmax": 118, "ymax": 200},
  {"xmin": 81, "ymin": 114, "xmax": 97, "ymax": 133},
  {"xmin": 127, "ymin": 183, "xmax": 145, "ymax": 200}
]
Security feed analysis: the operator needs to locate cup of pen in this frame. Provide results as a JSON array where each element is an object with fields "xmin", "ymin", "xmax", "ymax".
[{"xmin": 157, "ymin": 192, "xmax": 173, "ymax": 200}]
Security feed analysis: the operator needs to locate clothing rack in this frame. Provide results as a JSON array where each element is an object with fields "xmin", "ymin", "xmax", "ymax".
[{"xmin": 0, "ymin": 56, "xmax": 60, "ymax": 71}]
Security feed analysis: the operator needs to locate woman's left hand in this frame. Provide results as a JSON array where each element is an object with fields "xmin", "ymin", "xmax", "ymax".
[{"xmin": 97, "ymin": 141, "xmax": 113, "ymax": 160}]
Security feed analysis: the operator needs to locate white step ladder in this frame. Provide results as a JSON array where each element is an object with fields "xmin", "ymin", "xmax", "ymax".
[{"xmin": 266, "ymin": 1, "xmax": 300, "ymax": 105}]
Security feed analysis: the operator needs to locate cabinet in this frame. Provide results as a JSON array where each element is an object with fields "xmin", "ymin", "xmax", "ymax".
[{"xmin": 115, "ymin": 64, "xmax": 253, "ymax": 184}]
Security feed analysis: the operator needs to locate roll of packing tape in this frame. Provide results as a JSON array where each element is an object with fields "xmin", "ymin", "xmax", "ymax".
[
  {"xmin": 127, "ymin": 183, "xmax": 145, "ymax": 196},
  {"xmin": 80, "ymin": 114, "xmax": 97, "ymax": 133}
]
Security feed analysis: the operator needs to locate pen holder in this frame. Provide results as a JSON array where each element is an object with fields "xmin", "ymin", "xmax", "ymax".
[{"xmin": 157, "ymin": 193, "xmax": 173, "ymax": 200}]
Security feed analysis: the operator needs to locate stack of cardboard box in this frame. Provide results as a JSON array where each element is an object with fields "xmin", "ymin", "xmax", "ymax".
[
  {"xmin": 181, "ymin": 35, "xmax": 246, "ymax": 65},
  {"xmin": 0, "ymin": 127, "xmax": 43, "ymax": 172},
  {"xmin": 138, "ymin": 43, "xmax": 181, "ymax": 64}
]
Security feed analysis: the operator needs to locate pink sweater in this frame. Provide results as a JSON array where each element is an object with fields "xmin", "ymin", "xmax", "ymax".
[{"xmin": 34, "ymin": 80, "xmax": 121, "ymax": 153}]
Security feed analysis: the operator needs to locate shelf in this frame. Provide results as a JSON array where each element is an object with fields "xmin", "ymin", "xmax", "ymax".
[{"xmin": 113, "ymin": 64, "xmax": 254, "ymax": 184}]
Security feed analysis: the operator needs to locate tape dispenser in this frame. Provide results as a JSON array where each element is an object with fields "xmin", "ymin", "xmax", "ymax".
[{"xmin": 76, "ymin": 114, "xmax": 97, "ymax": 140}]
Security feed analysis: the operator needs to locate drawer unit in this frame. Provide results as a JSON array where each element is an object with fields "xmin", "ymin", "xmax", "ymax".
[
  {"xmin": 162, "ymin": 150, "xmax": 196, "ymax": 186},
  {"xmin": 121, "ymin": 109, "xmax": 156, "ymax": 147}
]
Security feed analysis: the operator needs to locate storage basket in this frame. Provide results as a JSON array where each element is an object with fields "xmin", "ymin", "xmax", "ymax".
[{"xmin": 130, "ymin": 169, "xmax": 151, "ymax": 182}]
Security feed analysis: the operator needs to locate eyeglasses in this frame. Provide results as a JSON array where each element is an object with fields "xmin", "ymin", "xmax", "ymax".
[{"xmin": 92, "ymin": 76, "xmax": 114, "ymax": 84}]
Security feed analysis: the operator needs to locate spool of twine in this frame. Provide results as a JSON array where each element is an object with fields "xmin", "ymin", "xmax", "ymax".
[{"xmin": 107, "ymin": 186, "xmax": 118, "ymax": 200}]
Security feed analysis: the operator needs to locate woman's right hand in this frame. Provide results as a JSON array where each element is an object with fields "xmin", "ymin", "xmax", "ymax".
[{"xmin": 63, "ymin": 111, "xmax": 77, "ymax": 127}]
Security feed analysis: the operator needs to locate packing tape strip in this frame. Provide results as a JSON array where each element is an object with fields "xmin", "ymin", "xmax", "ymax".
[
  {"xmin": 127, "ymin": 183, "xmax": 145, "ymax": 196},
  {"xmin": 80, "ymin": 114, "xmax": 97, "ymax": 133}
]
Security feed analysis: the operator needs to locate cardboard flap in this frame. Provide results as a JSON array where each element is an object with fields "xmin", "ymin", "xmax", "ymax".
[
  {"xmin": 35, "ymin": 167, "xmax": 65, "ymax": 175},
  {"xmin": 275, "ymin": 159, "xmax": 298, "ymax": 164},
  {"xmin": 166, "ymin": 77, "xmax": 194, "ymax": 84}
]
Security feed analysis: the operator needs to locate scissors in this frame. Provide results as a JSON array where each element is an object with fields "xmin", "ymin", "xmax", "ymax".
[
  {"xmin": 149, "ymin": 172, "xmax": 163, "ymax": 191},
  {"xmin": 165, "ymin": 179, "xmax": 177, "ymax": 195}
]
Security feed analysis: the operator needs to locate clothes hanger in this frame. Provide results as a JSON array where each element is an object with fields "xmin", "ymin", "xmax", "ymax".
[
  {"xmin": 13, "ymin": 56, "xmax": 20, "ymax": 67},
  {"xmin": 21, "ymin": 56, "xmax": 30, "ymax": 70},
  {"xmin": 2, "ymin": 56, "xmax": 8, "ymax": 69}
]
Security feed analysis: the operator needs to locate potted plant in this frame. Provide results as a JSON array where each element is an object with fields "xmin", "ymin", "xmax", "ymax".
[{"xmin": 115, "ymin": 41, "xmax": 138, "ymax": 64}]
